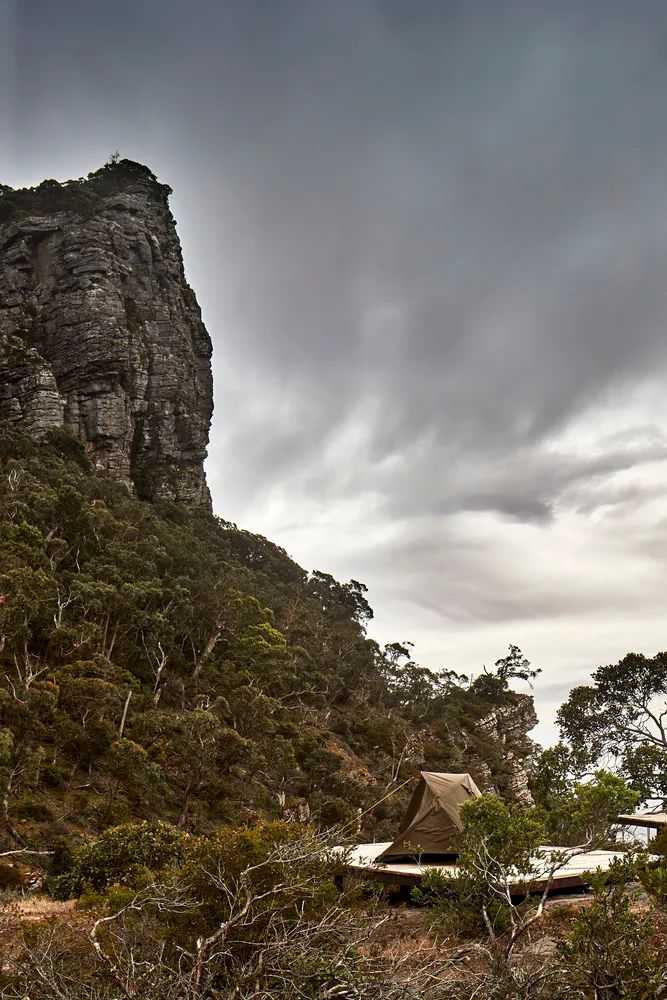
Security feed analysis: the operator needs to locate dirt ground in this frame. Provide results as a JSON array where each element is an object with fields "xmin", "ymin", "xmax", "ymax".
[{"xmin": 1, "ymin": 896, "xmax": 74, "ymax": 923}]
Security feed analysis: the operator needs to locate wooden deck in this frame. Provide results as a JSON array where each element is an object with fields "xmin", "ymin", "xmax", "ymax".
[
  {"xmin": 341, "ymin": 841, "xmax": 645, "ymax": 894},
  {"xmin": 616, "ymin": 811, "xmax": 667, "ymax": 833}
]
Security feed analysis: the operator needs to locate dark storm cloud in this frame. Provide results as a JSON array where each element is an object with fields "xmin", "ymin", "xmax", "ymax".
[
  {"xmin": 6, "ymin": 0, "xmax": 667, "ymax": 732},
  {"xmin": 11, "ymin": 2, "xmax": 667, "ymax": 475}
]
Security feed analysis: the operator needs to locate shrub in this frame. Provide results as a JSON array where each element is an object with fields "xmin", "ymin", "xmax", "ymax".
[
  {"xmin": 177, "ymin": 822, "xmax": 343, "ymax": 931},
  {"xmin": 40, "ymin": 762, "xmax": 70, "ymax": 789},
  {"xmin": 650, "ymin": 826, "xmax": 667, "ymax": 856},
  {"xmin": 413, "ymin": 868, "xmax": 510, "ymax": 939},
  {"xmin": 317, "ymin": 796, "xmax": 356, "ymax": 826},
  {"xmin": 43, "ymin": 428, "xmax": 91, "ymax": 470},
  {"xmin": 56, "ymin": 820, "xmax": 190, "ymax": 896},
  {"xmin": 0, "ymin": 864, "xmax": 23, "ymax": 890},
  {"xmin": 558, "ymin": 862, "xmax": 666, "ymax": 997},
  {"xmin": 14, "ymin": 799, "xmax": 54, "ymax": 822}
]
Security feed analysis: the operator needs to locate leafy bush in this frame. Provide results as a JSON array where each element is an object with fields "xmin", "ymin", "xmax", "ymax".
[
  {"xmin": 13, "ymin": 799, "xmax": 54, "ymax": 821},
  {"xmin": 413, "ymin": 869, "xmax": 510, "ymax": 938},
  {"xmin": 57, "ymin": 821, "xmax": 190, "ymax": 896},
  {"xmin": 531, "ymin": 751, "xmax": 642, "ymax": 849},
  {"xmin": 3, "ymin": 826, "xmax": 441, "ymax": 1000},
  {"xmin": 0, "ymin": 863, "xmax": 23, "ymax": 890},
  {"xmin": 40, "ymin": 762, "xmax": 69, "ymax": 789},
  {"xmin": 650, "ymin": 826, "xmax": 667, "ymax": 856},
  {"xmin": 559, "ymin": 862, "xmax": 666, "ymax": 997}
]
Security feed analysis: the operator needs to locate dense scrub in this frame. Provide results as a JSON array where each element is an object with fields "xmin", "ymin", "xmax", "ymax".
[
  {"xmin": 0, "ymin": 159, "xmax": 167, "ymax": 225},
  {"xmin": 0, "ymin": 426, "xmax": 531, "ymax": 852},
  {"xmin": 3, "ymin": 813, "xmax": 666, "ymax": 999}
]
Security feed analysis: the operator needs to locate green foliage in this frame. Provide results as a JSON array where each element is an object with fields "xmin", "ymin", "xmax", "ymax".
[
  {"xmin": 13, "ymin": 798, "xmax": 53, "ymax": 821},
  {"xmin": 529, "ymin": 743, "xmax": 573, "ymax": 810},
  {"xmin": 419, "ymin": 795, "xmax": 548, "ymax": 956},
  {"xmin": 0, "ymin": 158, "xmax": 163, "ymax": 225},
  {"xmin": 413, "ymin": 868, "xmax": 510, "ymax": 939},
  {"xmin": 555, "ymin": 771, "xmax": 639, "ymax": 846},
  {"xmin": 306, "ymin": 571, "xmax": 373, "ymax": 625},
  {"xmin": 0, "ymin": 425, "xmax": 533, "ymax": 852},
  {"xmin": 640, "ymin": 853, "xmax": 667, "ymax": 905},
  {"xmin": 558, "ymin": 861, "xmax": 666, "ymax": 997},
  {"xmin": 650, "ymin": 826, "xmax": 667, "ymax": 856},
  {"xmin": 3, "ymin": 825, "xmax": 385, "ymax": 1000},
  {"xmin": 535, "ymin": 737, "xmax": 646, "ymax": 849},
  {"xmin": 419, "ymin": 789, "xmax": 657, "ymax": 986},
  {"xmin": 458, "ymin": 794, "xmax": 546, "ymax": 889},
  {"xmin": 470, "ymin": 644, "xmax": 540, "ymax": 700},
  {"xmin": 43, "ymin": 428, "xmax": 91, "ymax": 470},
  {"xmin": 557, "ymin": 651, "xmax": 667, "ymax": 802},
  {"xmin": 177, "ymin": 821, "xmax": 342, "ymax": 930},
  {"xmin": 57, "ymin": 820, "xmax": 190, "ymax": 895}
]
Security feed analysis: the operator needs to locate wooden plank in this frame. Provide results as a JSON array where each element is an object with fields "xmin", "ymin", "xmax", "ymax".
[{"xmin": 616, "ymin": 812, "xmax": 667, "ymax": 830}]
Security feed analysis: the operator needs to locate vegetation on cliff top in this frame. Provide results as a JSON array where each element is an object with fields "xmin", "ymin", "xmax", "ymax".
[{"xmin": 0, "ymin": 159, "xmax": 168, "ymax": 226}]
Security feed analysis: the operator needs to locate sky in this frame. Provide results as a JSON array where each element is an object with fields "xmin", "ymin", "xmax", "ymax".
[{"xmin": 3, "ymin": 0, "xmax": 667, "ymax": 745}]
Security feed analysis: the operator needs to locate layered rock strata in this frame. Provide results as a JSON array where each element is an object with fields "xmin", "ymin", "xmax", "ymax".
[
  {"xmin": 0, "ymin": 160, "xmax": 213, "ymax": 508},
  {"xmin": 478, "ymin": 694, "xmax": 539, "ymax": 805}
]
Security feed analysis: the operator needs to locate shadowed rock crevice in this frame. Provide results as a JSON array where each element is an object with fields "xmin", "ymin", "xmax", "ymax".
[{"xmin": 0, "ymin": 159, "xmax": 213, "ymax": 509}]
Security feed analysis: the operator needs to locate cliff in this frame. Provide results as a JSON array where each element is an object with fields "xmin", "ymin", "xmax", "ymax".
[
  {"xmin": 477, "ymin": 694, "xmax": 539, "ymax": 805},
  {"xmin": 0, "ymin": 160, "xmax": 213, "ymax": 508}
]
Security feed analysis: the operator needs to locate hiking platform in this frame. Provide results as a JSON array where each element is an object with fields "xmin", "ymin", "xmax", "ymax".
[{"xmin": 341, "ymin": 841, "xmax": 641, "ymax": 894}]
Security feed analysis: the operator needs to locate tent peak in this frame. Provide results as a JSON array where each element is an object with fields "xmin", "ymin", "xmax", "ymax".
[{"xmin": 420, "ymin": 770, "xmax": 475, "ymax": 779}]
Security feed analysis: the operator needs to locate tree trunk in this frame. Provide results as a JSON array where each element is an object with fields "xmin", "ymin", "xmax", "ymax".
[{"xmin": 118, "ymin": 689, "xmax": 132, "ymax": 737}]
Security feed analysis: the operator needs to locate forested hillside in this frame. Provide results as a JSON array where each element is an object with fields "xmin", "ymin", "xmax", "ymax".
[{"xmin": 0, "ymin": 425, "xmax": 536, "ymax": 852}]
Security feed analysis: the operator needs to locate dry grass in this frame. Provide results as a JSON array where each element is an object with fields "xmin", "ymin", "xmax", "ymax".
[{"xmin": 357, "ymin": 892, "xmax": 599, "ymax": 985}]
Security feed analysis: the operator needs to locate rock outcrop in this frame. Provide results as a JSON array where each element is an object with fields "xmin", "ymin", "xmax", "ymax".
[
  {"xmin": 0, "ymin": 160, "xmax": 213, "ymax": 508},
  {"xmin": 478, "ymin": 694, "xmax": 539, "ymax": 805}
]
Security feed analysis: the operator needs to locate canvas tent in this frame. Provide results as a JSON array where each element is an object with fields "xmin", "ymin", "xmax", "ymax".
[{"xmin": 379, "ymin": 772, "xmax": 482, "ymax": 860}]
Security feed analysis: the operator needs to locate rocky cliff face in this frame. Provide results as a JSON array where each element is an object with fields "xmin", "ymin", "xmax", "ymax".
[
  {"xmin": 478, "ymin": 694, "xmax": 539, "ymax": 805},
  {"xmin": 0, "ymin": 160, "xmax": 213, "ymax": 508}
]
